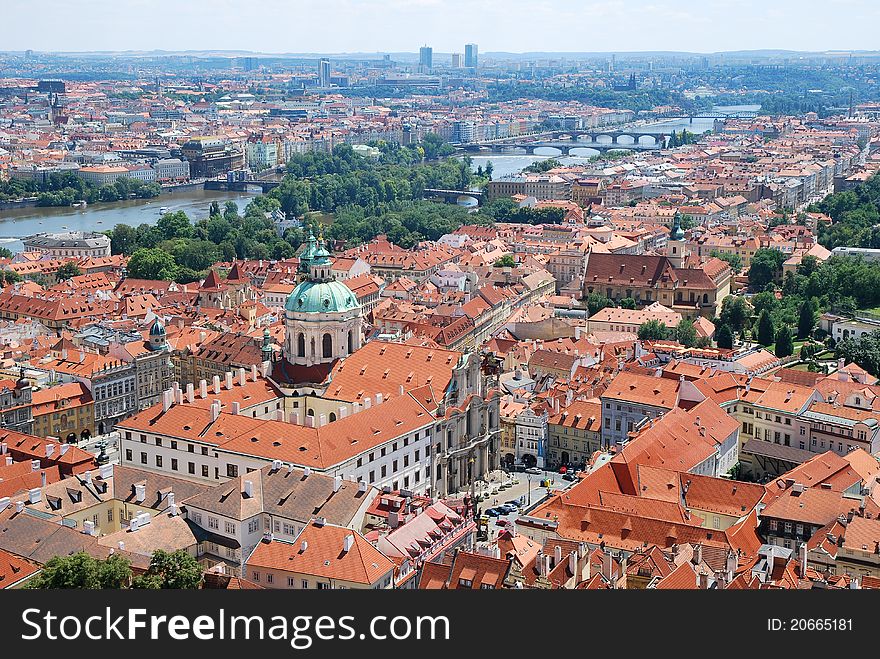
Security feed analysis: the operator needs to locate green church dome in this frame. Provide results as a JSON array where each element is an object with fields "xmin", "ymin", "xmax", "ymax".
[{"xmin": 285, "ymin": 279, "xmax": 360, "ymax": 314}]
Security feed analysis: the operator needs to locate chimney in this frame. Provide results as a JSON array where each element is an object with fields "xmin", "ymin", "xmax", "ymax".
[
  {"xmin": 166, "ymin": 492, "xmax": 175, "ymax": 506},
  {"xmin": 28, "ymin": 488, "xmax": 41, "ymax": 504},
  {"xmin": 303, "ymin": 467, "xmax": 311, "ymax": 478},
  {"xmin": 129, "ymin": 517, "xmax": 140, "ymax": 532},
  {"xmin": 272, "ymin": 459, "xmax": 283, "ymax": 471},
  {"xmin": 260, "ymin": 361, "xmax": 269, "ymax": 378},
  {"xmin": 82, "ymin": 520, "xmax": 96, "ymax": 536},
  {"xmin": 568, "ymin": 551, "xmax": 577, "ymax": 577},
  {"xmin": 4, "ymin": 456, "xmax": 11, "ymax": 466},
  {"xmin": 554, "ymin": 544, "xmax": 562, "ymax": 567},
  {"xmin": 0, "ymin": 497, "xmax": 8, "ymax": 510},
  {"xmin": 363, "ymin": 396, "xmax": 372, "ymax": 409},
  {"xmin": 251, "ymin": 364, "xmax": 259, "ymax": 381},
  {"xmin": 212, "ymin": 375, "xmax": 221, "ymax": 394},
  {"xmin": 46, "ymin": 443, "xmax": 55, "ymax": 459},
  {"xmin": 162, "ymin": 389, "xmax": 172, "ymax": 412},
  {"xmin": 238, "ymin": 367, "xmax": 247, "ymax": 387},
  {"xmin": 536, "ymin": 549, "xmax": 545, "ymax": 576},
  {"xmin": 693, "ymin": 544, "xmax": 703, "ymax": 566},
  {"xmin": 175, "ymin": 388, "xmax": 184, "ymax": 405},
  {"xmin": 358, "ymin": 480, "xmax": 367, "ymax": 493},
  {"xmin": 343, "ymin": 534, "xmax": 355, "ymax": 553},
  {"xmin": 186, "ymin": 383, "xmax": 195, "ymax": 404},
  {"xmin": 85, "ymin": 471, "xmax": 93, "ymax": 485},
  {"xmin": 61, "ymin": 348, "xmax": 68, "ymax": 361},
  {"xmin": 602, "ymin": 549, "xmax": 613, "ymax": 582},
  {"xmin": 799, "ymin": 542, "xmax": 808, "ymax": 574},
  {"xmin": 135, "ymin": 483, "xmax": 146, "ymax": 503},
  {"xmin": 199, "ymin": 331, "xmax": 206, "ymax": 343},
  {"xmin": 225, "ymin": 371, "xmax": 234, "ymax": 390},
  {"xmin": 333, "ymin": 475, "xmax": 342, "ymax": 492},
  {"xmin": 375, "ymin": 392, "xmax": 383, "ymax": 405},
  {"xmin": 300, "ymin": 540, "xmax": 308, "ymax": 553},
  {"xmin": 232, "ymin": 402, "xmax": 241, "ymax": 415},
  {"xmin": 41, "ymin": 470, "xmax": 46, "ymax": 489},
  {"xmin": 169, "ymin": 503, "xmax": 178, "ymax": 516},
  {"xmin": 211, "ymin": 401, "xmax": 221, "ymax": 422},
  {"xmin": 244, "ymin": 480, "xmax": 254, "ymax": 498},
  {"xmin": 118, "ymin": 541, "xmax": 125, "ymax": 551},
  {"xmin": 31, "ymin": 459, "xmax": 40, "ymax": 471},
  {"xmin": 200, "ymin": 379, "xmax": 208, "ymax": 399},
  {"xmin": 0, "ymin": 442, "xmax": 6, "ymax": 454},
  {"xmin": 15, "ymin": 501, "xmax": 24, "ymax": 514},
  {"xmin": 99, "ymin": 463, "xmax": 113, "ymax": 479}
]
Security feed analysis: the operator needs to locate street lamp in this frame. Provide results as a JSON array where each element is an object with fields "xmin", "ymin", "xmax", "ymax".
[{"xmin": 527, "ymin": 472, "xmax": 532, "ymax": 506}]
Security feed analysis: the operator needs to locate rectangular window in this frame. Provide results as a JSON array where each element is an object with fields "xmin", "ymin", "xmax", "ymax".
[
  {"xmin": 381, "ymin": 465, "xmax": 387, "ymax": 477},
  {"xmin": 202, "ymin": 465, "xmax": 209, "ymax": 477},
  {"xmin": 171, "ymin": 458, "xmax": 178, "ymax": 471},
  {"xmin": 227, "ymin": 464, "xmax": 238, "ymax": 478},
  {"xmin": 171, "ymin": 441, "xmax": 178, "ymax": 450},
  {"xmin": 126, "ymin": 449, "xmax": 133, "ymax": 462},
  {"xmin": 156, "ymin": 455, "xmax": 163, "ymax": 467},
  {"xmin": 369, "ymin": 470, "xmax": 375, "ymax": 483},
  {"xmin": 288, "ymin": 577, "xmax": 295, "ymax": 587},
  {"xmin": 155, "ymin": 438, "xmax": 162, "ymax": 446},
  {"xmin": 266, "ymin": 574, "xmax": 273, "ymax": 584},
  {"xmin": 188, "ymin": 462, "xmax": 195, "ymax": 474},
  {"xmin": 225, "ymin": 521, "xmax": 235, "ymax": 534}
]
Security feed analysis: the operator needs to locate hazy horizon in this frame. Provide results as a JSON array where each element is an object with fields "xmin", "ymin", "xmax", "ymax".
[{"xmin": 3, "ymin": 0, "xmax": 879, "ymax": 55}]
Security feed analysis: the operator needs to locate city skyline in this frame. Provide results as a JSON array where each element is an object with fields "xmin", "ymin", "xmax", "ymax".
[{"xmin": 3, "ymin": 0, "xmax": 880, "ymax": 55}]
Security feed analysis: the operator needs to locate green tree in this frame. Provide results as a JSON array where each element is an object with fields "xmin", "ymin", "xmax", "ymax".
[
  {"xmin": 719, "ymin": 295, "xmax": 752, "ymax": 332},
  {"xmin": 493, "ymin": 254, "xmax": 516, "ymax": 268},
  {"xmin": 756, "ymin": 309, "xmax": 776, "ymax": 346},
  {"xmin": 109, "ymin": 223, "xmax": 140, "ymax": 255},
  {"xmin": 485, "ymin": 160, "xmax": 494, "ymax": 181},
  {"xmin": 638, "ymin": 319, "xmax": 668, "ymax": 341},
  {"xmin": 585, "ymin": 292, "xmax": 613, "ymax": 316},
  {"xmin": 25, "ymin": 552, "xmax": 131, "ymax": 589},
  {"xmin": 716, "ymin": 323, "xmax": 734, "ymax": 349},
  {"xmin": 126, "ymin": 248, "xmax": 180, "ymax": 281},
  {"xmin": 0, "ymin": 247, "xmax": 12, "ymax": 259},
  {"xmin": 674, "ymin": 319, "xmax": 698, "ymax": 347},
  {"xmin": 132, "ymin": 549, "xmax": 203, "ymax": 589},
  {"xmin": 209, "ymin": 200, "xmax": 221, "ymax": 217},
  {"xmin": 619, "ymin": 297, "xmax": 637, "ymax": 310},
  {"xmin": 156, "ymin": 211, "xmax": 194, "ymax": 240},
  {"xmin": 797, "ymin": 299, "xmax": 817, "ymax": 339},
  {"xmin": 774, "ymin": 325, "xmax": 794, "ymax": 357},
  {"xmin": 55, "ymin": 262, "xmax": 82, "ymax": 281},
  {"xmin": 748, "ymin": 248, "xmax": 786, "ymax": 290}
]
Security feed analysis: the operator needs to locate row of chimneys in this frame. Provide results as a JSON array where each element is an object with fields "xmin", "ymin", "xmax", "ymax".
[
  {"xmin": 0, "ymin": 463, "xmax": 114, "ymax": 514},
  {"xmin": 0, "ymin": 442, "xmax": 72, "ymax": 460},
  {"xmin": 161, "ymin": 364, "xmax": 271, "ymax": 412}
]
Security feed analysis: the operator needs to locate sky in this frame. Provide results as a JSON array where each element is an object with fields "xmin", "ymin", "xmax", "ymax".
[{"xmin": 3, "ymin": 0, "xmax": 880, "ymax": 55}]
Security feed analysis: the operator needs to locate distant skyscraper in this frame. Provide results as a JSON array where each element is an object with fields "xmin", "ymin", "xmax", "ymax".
[
  {"xmin": 451, "ymin": 53, "xmax": 463, "ymax": 68},
  {"xmin": 419, "ymin": 46, "xmax": 433, "ymax": 71},
  {"xmin": 318, "ymin": 58, "xmax": 331, "ymax": 87},
  {"xmin": 465, "ymin": 43, "xmax": 478, "ymax": 69}
]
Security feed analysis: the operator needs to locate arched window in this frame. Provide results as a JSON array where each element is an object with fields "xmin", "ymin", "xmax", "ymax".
[
  {"xmin": 297, "ymin": 333, "xmax": 305, "ymax": 358},
  {"xmin": 329, "ymin": 412, "xmax": 337, "ymax": 422},
  {"xmin": 307, "ymin": 408, "xmax": 315, "ymax": 417},
  {"xmin": 702, "ymin": 293, "xmax": 708, "ymax": 304},
  {"xmin": 322, "ymin": 333, "xmax": 333, "ymax": 359}
]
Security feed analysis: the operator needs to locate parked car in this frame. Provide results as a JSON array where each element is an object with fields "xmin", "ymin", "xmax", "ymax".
[
  {"xmin": 525, "ymin": 467, "xmax": 542, "ymax": 475},
  {"xmin": 562, "ymin": 472, "xmax": 577, "ymax": 482},
  {"xmin": 505, "ymin": 498, "xmax": 522, "ymax": 509},
  {"xmin": 496, "ymin": 518, "xmax": 510, "ymax": 527},
  {"xmin": 485, "ymin": 508, "xmax": 502, "ymax": 517},
  {"xmin": 498, "ymin": 503, "xmax": 517, "ymax": 514}
]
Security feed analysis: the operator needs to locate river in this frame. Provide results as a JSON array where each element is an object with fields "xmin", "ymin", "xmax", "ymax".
[
  {"xmin": 0, "ymin": 187, "xmax": 259, "ymax": 253},
  {"xmin": 464, "ymin": 104, "xmax": 761, "ymax": 179}
]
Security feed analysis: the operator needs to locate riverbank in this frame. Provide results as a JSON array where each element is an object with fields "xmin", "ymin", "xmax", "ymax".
[{"xmin": 0, "ymin": 187, "xmax": 259, "ymax": 253}]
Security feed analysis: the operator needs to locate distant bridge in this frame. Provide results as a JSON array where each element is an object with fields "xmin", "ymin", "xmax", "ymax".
[
  {"xmin": 458, "ymin": 128, "xmax": 672, "ymax": 155},
  {"xmin": 423, "ymin": 188, "xmax": 485, "ymax": 206},
  {"xmin": 652, "ymin": 111, "xmax": 760, "ymax": 120},
  {"xmin": 204, "ymin": 179, "xmax": 281, "ymax": 193}
]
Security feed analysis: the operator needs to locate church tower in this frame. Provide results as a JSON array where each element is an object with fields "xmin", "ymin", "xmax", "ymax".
[
  {"xmin": 667, "ymin": 211, "xmax": 689, "ymax": 268},
  {"xmin": 283, "ymin": 232, "xmax": 363, "ymax": 367}
]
